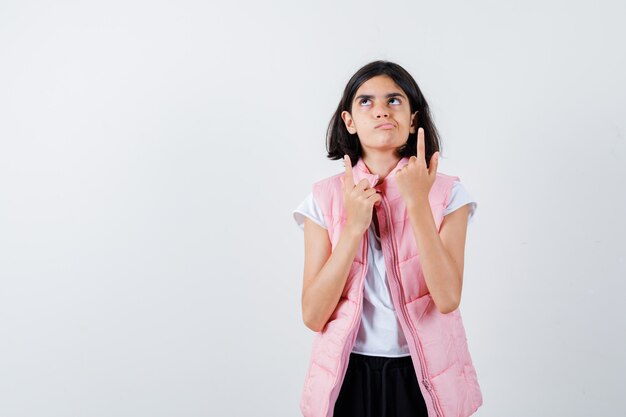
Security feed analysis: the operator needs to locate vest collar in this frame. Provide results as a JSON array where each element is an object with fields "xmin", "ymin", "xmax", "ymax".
[{"xmin": 352, "ymin": 156, "xmax": 410, "ymax": 189}]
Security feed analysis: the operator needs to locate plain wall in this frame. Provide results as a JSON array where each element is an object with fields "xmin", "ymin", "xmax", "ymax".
[{"xmin": 1, "ymin": 1, "xmax": 624, "ymax": 416}]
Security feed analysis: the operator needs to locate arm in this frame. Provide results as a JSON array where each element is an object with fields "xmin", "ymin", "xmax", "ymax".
[
  {"xmin": 406, "ymin": 202, "xmax": 470, "ymax": 314},
  {"xmin": 301, "ymin": 217, "xmax": 363, "ymax": 332}
]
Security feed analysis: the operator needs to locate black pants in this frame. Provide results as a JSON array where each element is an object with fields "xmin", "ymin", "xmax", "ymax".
[{"xmin": 333, "ymin": 352, "xmax": 428, "ymax": 417}]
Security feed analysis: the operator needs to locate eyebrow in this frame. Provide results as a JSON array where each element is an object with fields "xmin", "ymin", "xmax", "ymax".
[{"xmin": 354, "ymin": 92, "xmax": 406, "ymax": 102}]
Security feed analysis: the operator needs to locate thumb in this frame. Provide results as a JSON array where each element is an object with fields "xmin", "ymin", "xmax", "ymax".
[{"xmin": 429, "ymin": 152, "xmax": 439, "ymax": 175}]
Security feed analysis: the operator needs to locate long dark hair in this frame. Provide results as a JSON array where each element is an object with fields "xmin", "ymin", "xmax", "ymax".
[{"xmin": 326, "ymin": 60, "xmax": 442, "ymax": 168}]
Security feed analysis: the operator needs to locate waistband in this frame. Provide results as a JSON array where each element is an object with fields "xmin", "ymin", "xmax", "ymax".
[{"xmin": 348, "ymin": 352, "xmax": 414, "ymax": 372}]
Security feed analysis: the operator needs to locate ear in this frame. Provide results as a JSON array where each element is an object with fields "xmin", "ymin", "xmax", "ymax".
[
  {"xmin": 341, "ymin": 110, "xmax": 357, "ymax": 134},
  {"xmin": 409, "ymin": 111, "xmax": 418, "ymax": 134}
]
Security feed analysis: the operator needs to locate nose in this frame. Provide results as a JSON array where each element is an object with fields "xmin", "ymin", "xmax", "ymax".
[{"xmin": 373, "ymin": 102, "xmax": 389, "ymax": 118}]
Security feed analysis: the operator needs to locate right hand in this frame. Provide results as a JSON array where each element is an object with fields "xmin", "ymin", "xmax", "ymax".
[{"xmin": 340, "ymin": 155, "xmax": 382, "ymax": 235}]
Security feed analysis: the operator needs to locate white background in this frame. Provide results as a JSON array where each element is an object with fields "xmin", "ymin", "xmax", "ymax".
[{"xmin": 1, "ymin": 1, "xmax": 624, "ymax": 416}]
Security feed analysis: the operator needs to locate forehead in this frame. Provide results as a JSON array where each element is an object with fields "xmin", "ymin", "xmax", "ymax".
[{"xmin": 354, "ymin": 75, "xmax": 404, "ymax": 96}]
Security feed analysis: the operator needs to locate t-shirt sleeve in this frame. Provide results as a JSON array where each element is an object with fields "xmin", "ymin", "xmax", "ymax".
[
  {"xmin": 292, "ymin": 192, "xmax": 327, "ymax": 230},
  {"xmin": 442, "ymin": 180, "xmax": 477, "ymax": 225}
]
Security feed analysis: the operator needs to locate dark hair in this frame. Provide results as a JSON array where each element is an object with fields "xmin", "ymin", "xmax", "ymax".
[{"xmin": 326, "ymin": 60, "xmax": 442, "ymax": 168}]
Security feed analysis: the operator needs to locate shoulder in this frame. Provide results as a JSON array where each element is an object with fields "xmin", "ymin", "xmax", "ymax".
[
  {"xmin": 434, "ymin": 171, "xmax": 460, "ymax": 184},
  {"xmin": 431, "ymin": 171, "xmax": 460, "ymax": 203},
  {"xmin": 312, "ymin": 172, "xmax": 343, "ymax": 201},
  {"xmin": 312, "ymin": 172, "xmax": 343, "ymax": 189}
]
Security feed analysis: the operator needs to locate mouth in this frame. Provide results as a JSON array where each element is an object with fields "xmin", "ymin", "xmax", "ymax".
[{"xmin": 375, "ymin": 123, "xmax": 395, "ymax": 129}]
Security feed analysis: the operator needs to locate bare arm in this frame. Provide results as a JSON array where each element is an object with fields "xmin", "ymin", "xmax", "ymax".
[
  {"xmin": 394, "ymin": 128, "xmax": 470, "ymax": 315},
  {"xmin": 301, "ymin": 217, "xmax": 363, "ymax": 332},
  {"xmin": 407, "ymin": 202, "xmax": 469, "ymax": 314},
  {"xmin": 301, "ymin": 155, "xmax": 381, "ymax": 332},
  {"xmin": 302, "ymin": 155, "xmax": 382, "ymax": 332}
]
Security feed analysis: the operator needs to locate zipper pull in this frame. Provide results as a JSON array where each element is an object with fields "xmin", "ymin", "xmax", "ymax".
[{"xmin": 423, "ymin": 378, "xmax": 431, "ymax": 390}]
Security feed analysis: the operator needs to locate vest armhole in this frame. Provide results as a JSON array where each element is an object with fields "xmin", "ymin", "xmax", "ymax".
[{"xmin": 442, "ymin": 175, "xmax": 460, "ymax": 209}]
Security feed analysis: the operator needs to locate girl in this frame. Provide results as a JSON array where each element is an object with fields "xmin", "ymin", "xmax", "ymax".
[{"xmin": 293, "ymin": 60, "xmax": 483, "ymax": 417}]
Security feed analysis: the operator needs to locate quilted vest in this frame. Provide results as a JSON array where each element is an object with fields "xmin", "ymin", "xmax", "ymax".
[{"xmin": 299, "ymin": 156, "xmax": 483, "ymax": 417}]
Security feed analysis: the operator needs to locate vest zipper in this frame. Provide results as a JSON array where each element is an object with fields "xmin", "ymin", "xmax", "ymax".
[{"xmin": 379, "ymin": 194, "xmax": 444, "ymax": 417}]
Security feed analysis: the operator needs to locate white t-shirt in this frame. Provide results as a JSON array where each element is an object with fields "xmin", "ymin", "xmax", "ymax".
[{"xmin": 293, "ymin": 180, "xmax": 477, "ymax": 357}]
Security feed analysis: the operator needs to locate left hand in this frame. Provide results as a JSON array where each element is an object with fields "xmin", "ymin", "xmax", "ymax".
[{"xmin": 396, "ymin": 127, "xmax": 440, "ymax": 207}]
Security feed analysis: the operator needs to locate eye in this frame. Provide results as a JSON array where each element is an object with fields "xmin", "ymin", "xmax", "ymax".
[{"xmin": 358, "ymin": 98, "xmax": 402, "ymax": 106}]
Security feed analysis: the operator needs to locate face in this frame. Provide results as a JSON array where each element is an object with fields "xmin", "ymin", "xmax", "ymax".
[{"xmin": 341, "ymin": 75, "xmax": 418, "ymax": 157}]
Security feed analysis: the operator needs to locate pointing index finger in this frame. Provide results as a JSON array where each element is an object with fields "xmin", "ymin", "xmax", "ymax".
[
  {"xmin": 417, "ymin": 127, "xmax": 425, "ymax": 162},
  {"xmin": 343, "ymin": 155, "xmax": 355, "ymax": 188}
]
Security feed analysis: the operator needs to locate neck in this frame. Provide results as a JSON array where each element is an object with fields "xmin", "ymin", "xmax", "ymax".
[{"xmin": 361, "ymin": 152, "xmax": 401, "ymax": 183}]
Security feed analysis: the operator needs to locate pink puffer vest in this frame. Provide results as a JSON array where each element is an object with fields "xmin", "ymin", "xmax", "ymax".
[{"xmin": 300, "ymin": 156, "xmax": 483, "ymax": 417}]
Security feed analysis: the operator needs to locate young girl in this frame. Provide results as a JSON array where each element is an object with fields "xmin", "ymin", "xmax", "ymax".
[{"xmin": 293, "ymin": 60, "xmax": 483, "ymax": 417}]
